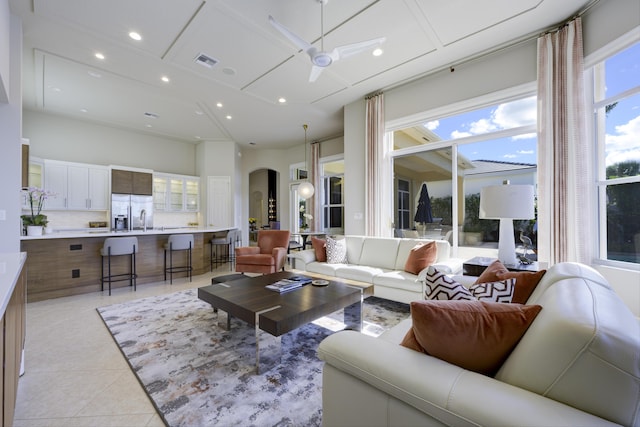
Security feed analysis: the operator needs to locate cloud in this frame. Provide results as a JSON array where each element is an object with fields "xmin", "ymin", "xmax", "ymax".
[
  {"xmin": 449, "ymin": 96, "xmax": 537, "ymax": 139},
  {"xmin": 503, "ymin": 154, "xmax": 518, "ymax": 159},
  {"xmin": 424, "ymin": 120, "xmax": 439, "ymax": 130},
  {"xmin": 451, "ymin": 130, "xmax": 472, "ymax": 138},
  {"xmin": 605, "ymin": 115, "xmax": 640, "ymax": 166},
  {"xmin": 517, "ymin": 150, "xmax": 534, "ymax": 155}
]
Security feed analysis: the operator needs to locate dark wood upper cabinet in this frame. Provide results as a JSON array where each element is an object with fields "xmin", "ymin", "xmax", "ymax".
[
  {"xmin": 111, "ymin": 169, "xmax": 152, "ymax": 195},
  {"xmin": 21, "ymin": 144, "xmax": 29, "ymax": 188}
]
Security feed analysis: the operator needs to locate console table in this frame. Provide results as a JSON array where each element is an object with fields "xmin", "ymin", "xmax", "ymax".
[{"xmin": 463, "ymin": 256, "xmax": 540, "ymax": 276}]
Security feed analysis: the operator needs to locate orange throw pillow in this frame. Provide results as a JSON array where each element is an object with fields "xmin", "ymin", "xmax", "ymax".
[
  {"xmin": 404, "ymin": 241, "xmax": 437, "ymax": 274},
  {"xmin": 475, "ymin": 260, "xmax": 546, "ymax": 304},
  {"xmin": 400, "ymin": 300, "xmax": 542, "ymax": 376},
  {"xmin": 311, "ymin": 237, "xmax": 327, "ymax": 262}
]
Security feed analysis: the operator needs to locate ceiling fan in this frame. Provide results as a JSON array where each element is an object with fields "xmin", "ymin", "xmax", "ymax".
[{"xmin": 268, "ymin": 0, "xmax": 386, "ymax": 82}]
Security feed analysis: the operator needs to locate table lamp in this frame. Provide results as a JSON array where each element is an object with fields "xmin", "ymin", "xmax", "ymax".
[{"xmin": 479, "ymin": 181, "xmax": 534, "ymax": 266}]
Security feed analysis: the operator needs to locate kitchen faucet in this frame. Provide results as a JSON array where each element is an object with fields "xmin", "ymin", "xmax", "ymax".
[{"xmin": 140, "ymin": 209, "xmax": 147, "ymax": 232}]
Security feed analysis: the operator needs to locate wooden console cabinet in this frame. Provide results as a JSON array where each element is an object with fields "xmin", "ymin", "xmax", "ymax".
[{"xmin": 0, "ymin": 254, "xmax": 27, "ymax": 426}]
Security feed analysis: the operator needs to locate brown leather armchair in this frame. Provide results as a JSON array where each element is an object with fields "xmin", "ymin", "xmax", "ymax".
[{"xmin": 235, "ymin": 230, "xmax": 291, "ymax": 274}]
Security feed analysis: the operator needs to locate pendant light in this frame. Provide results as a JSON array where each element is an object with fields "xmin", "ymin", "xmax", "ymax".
[{"xmin": 298, "ymin": 124, "xmax": 315, "ymax": 199}]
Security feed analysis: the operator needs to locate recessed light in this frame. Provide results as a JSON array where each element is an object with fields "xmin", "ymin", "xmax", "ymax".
[
  {"xmin": 94, "ymin": 52, "xmax": 105, "ymax": 60},
  {"xmin": 161, "ymin": 76, "xmax": 170, "ymax": 83},
  {"xmin": 129, "ymin": 31, "xmax": 142, "ymax": 41},
  {"xmin": 278, "ymin": 97, "xmax": 286, "ymax": 103},
  {"xmin": 372, "ymin": 48, "xmax": 383, "ymax": 57},
  {"xmin": 226, "ymin": 115, "xmax": 232, "ymax": 120},
  {"xmin": 216, "ymin": 102, "xmax": 223, "ymax": 108},
  {"xmin": 222, "ymin": 67, "xmax": 236, "ymax": 76}
]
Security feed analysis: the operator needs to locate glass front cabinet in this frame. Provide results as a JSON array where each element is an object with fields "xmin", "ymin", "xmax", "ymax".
[{"xmin": 153, "ymin": 173, "xmax": 199, "ymax": 212}]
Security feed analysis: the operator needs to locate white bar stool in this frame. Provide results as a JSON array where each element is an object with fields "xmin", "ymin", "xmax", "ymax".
[
  {"xmin": 209, "ymin": 230, "xmax": 233, "ymax": 271},
  {"xmin": 164, "ymin": 234, "xmax": 194, "ymax": 284},
  {"xmin": 100, "ymin": 236, "xmax": 138, "ymax": 296}
]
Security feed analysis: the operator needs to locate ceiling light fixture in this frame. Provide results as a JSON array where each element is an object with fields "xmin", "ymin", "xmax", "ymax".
[
  {"xmin": 161, "ymin": 76, "xmax": 170, "ymax": 83},
  {"xmin": 129, "ymin": 31, "xmax": 142, "ymax": 41},
  {"xmin": 216, "ymin": 102, "xmax": 223, "ymax": 108},
  {"xmin": 94, "ymin": 52, "xmax": 105, "ymax": 60},
  {"xmin": 298, "ymin": 124, "xmax": 315, "ymax": 199},
  {"xmin": 372, "ymin": 48, "xmax": 383, "ymax": 57},
  {"xmin": 226, "ymin": 115, "xmax": 232, "ymax": 120},
  {"xmin": 278, "ymin": 97, "xmax": 286, "ymax": 103}
]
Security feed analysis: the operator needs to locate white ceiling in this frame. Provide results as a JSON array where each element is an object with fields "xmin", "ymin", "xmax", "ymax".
[{"xmin": 10, "ymin": 0, "xmax": 592, "ymax": 149}]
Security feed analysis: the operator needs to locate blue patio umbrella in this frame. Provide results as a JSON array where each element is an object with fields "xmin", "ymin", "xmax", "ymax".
[{"xmin": 414, "ymin": 183, "xmax": 433, "ymax": 224}]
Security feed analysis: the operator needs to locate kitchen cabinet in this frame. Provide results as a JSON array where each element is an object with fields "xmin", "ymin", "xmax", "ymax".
[
  {"xmin": 111, "ymin": 169, "xmax": 153, "ymax": 195},
  {"xmin": 153, "ymin": 173, "xmax": 199, "ymax": 212},
  {"xmin": 43, "ymin": 160, "xmax": 108, "ymax": 210}
]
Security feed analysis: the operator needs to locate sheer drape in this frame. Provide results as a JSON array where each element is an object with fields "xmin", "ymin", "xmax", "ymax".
[
  {"xmin": 537, "ymin": 17, "xmax": 593, "ymax": 265},
  {"xmin": 310, "ymin": 141, "xmax": 321, "ymax": 231},
  {"xmin": 365, "ymin": 92, "xmax": 385, "ymax": 236}
]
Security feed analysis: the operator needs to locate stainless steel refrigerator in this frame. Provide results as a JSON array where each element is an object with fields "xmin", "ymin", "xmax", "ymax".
[{"xmin": 111, "ymin": 194, "xmax": 153, "ymax": 231}]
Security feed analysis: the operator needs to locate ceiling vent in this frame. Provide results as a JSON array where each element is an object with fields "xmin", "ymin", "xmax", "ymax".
[{"xmin": 194, "ymin": 52, "xmax": 219, "ymax": 69}]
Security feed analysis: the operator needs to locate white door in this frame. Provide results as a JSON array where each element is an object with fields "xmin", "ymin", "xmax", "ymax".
[{"xmin": 207, "ymin": 176, "xmax": 231, "ymax": 227}]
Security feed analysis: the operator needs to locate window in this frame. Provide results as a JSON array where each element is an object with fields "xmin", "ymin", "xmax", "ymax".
[
  {"xmin": 590, "ymin": 41, "xmax": 640, "ymax": 265},
  {"xmin": 396, "ymin": 179, "xmax": 411, "ymax": 230},
  {"xmin": 391, "ymin": 94, "xmax": 538, "ymax": 257}
]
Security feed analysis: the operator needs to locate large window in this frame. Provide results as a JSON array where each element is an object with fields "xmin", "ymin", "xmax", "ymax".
[
  {"xmin": 321, "ymin": 159, "xmax": 344, "ymax": 233},
  {"xmin": 391, "ymin": 94, "xmax": 538, "ymax": 258},
  {"xmin": 590, "ymin": 41, "xmax": 640, "ymax": 265}
]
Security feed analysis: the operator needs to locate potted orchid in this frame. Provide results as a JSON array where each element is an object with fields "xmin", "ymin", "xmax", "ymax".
[
  {"xmin": 299, "ymin": 205, "xmax": 312, "ymax": 231},
  {"xmin": 21, "ymin": 187, "xmax": 54, "ymax": 235}
]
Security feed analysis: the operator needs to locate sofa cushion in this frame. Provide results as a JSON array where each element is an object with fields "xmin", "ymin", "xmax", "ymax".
[
  {"xmin": 311, "ymin": 237, "xmax": 327, "ymax": 262},
  {"xmin": 424, "ymin": 267, "xmax": 515, "ymax": 303},
  {"xmin": 404, "ymin": 241, "xmax": 437, "ymax": 274},
  {"xmin": 326, "ymin": 236, "xmax": 348, "ymax": 264},
  {"xmin": 306, "ymin": 261, "xmax": 340, "ymax": 276},
  {"xmin": 401, "ymin": 300, "xmax": 542, "ymax": 376},
  {"xmin": 358, "ymin": 237, "xmax": 400, "ymax": 270},
  {"xmin": 373, "ymin": 271, "xmax": 423, "ymax": 292},
  {"xmin": 335, "ymin": 265, "xmax": 387, "ymax": 283},
  {"xmin": 395, "ymin": 239, "xmax": 451, "ymax": 270},
  {"xmin": 475, "ymin": 260, "xmax": 546, "ymax": 304}
]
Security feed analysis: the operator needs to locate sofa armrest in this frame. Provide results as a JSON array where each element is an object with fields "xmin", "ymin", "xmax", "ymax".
[
  {"xmin": 235, "ymin": 246, "xmax": 259, "ymax": 256},
  {"xmin": 288, "ymin": 249, "xmax": 316, "ymax": 266},
  {"xmin": 318, "ymin": 331, "xmax": 618, "ymax": 427}
]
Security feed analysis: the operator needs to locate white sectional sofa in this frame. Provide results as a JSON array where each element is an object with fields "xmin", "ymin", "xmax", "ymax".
[
  {"xmin": 318, "ymin": 262, "xmax": 640, "ymax": 427},
  {"xmin": 289, "ymin": 235, "xmax": 463, "ymax": 304}
]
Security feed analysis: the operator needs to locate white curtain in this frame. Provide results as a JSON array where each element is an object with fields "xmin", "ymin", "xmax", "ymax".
[
  {"xmin": 310, "ymin": 141, "xmax": 321, "ymax": 231},
  {"xmin": 537, "ymin": 17, "xmax": 593, "ymax": 265},
  {"xmin": 365, "ymin": 92, "xmax": 386, "ymax": 236}
]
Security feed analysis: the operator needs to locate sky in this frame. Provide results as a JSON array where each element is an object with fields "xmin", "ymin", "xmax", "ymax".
[{"xmin": 422, "ymin": 42, "xmax": 640, "ymax": 169}]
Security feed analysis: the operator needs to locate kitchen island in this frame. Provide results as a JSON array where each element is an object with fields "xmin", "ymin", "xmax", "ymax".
[{"xmin": 20, "ymin": 227, "xmax": 234, "ymax": 302}]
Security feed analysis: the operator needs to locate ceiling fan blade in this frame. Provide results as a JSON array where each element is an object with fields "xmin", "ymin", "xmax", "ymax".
[
  {"xmin": 332, "ymin": 37, "xmax": 386, "ymax": 61},
  {"xmin": 309, "ymin": 65, "xmax": 324, "ymax": 82},
  {"xmin": 268, "ymin": 15, "xmax": 313, "ymax": 53}
]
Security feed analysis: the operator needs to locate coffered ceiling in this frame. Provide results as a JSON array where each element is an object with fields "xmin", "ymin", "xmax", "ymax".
[{"xmin": 10, "ymin": 0, "xmax": 592, "ymax": 148}]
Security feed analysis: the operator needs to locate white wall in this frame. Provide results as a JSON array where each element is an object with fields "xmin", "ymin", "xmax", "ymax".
[
  {"xmin": 0, "ymin": 0, "xmax": 10, "ymax": 102},
  {"xmin": 344, "ymin": 99, "xmax": 366, "ymax": 236},
  {"xmin": 23, "ymin": 111, "xmax": 197, "ymax": 175},
  {"xmin": 0, "ymin": 12, "xmax": 21, "ymax": 252}
]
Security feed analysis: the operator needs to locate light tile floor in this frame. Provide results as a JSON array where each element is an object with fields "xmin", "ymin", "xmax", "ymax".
[{"xmin": 13, "ymin": 265, "xmax": 241, "ymax": 427}]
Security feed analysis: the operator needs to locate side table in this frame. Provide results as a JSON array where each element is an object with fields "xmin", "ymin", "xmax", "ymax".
[{"xmin": 463, "ymin": 256, "xmax": 540, "ymax": 276}]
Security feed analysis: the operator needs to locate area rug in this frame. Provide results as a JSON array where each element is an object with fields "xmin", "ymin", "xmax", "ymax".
[{"xmin": 97, "ymin": 289, "xmax": 410, "ymax": 427}]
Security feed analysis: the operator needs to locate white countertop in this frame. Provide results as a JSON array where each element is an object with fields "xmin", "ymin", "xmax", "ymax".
[
  {"xmin": 0, "ymin": 252, "xmax": 27, "ymax": 316},
  {"xmin": 20, "ymin": 226, "xmax": 236, "ymax": 240}
]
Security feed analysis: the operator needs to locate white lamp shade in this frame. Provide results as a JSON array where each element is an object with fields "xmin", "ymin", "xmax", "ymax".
[
  {"xmin": 298, "ymin": 181, "xmax": 315, "ymax": 199},
  {"xmin": 479, "ymin": 184, "xmax": 535, "ymax": 219}
]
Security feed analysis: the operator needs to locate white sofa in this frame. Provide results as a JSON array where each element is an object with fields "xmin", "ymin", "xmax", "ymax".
[
  {"xmin": 318, "ymin": 262, "xmax": 640, "ymax": 427},
  {"xmin": 289, "ymin": 236, "xmax": 463, "ymax": 304}
]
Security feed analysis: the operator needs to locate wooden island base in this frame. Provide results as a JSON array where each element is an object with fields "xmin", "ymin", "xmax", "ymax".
[{"xmin": 21, "ymin": 231, "xmax": 223, "ymax": 302}]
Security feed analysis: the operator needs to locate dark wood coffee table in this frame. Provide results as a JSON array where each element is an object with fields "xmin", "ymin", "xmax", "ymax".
[{"xmin": 197, "ymin": 271, "xmax": 364, "ymax": 373}]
